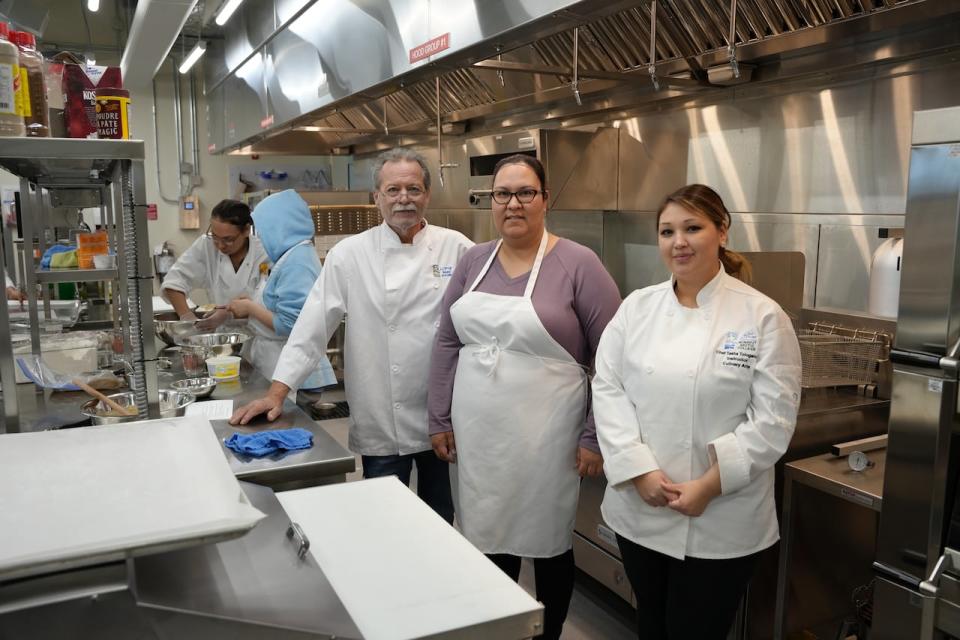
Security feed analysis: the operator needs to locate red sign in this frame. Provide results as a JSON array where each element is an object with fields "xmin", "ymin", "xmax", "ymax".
[
  {"xmin": 146, "ymin": 204, "xmax": 158, "ymax": 221},
  {"xmin": 260, "ymin": 114, "xmax": 274, "ymax": 129},
  {"xmin": 409, "ymin": 33, "xmax": 450, "ymax": 63}
]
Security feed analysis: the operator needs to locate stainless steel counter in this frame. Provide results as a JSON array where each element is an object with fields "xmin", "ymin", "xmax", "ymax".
[
  {"xmin": 203, "ymin": 360, "xmax": 355, "ymax": 489},
  {"xmin": 5, "ymin": 356, "xmax": 355, "ymax": 490}
]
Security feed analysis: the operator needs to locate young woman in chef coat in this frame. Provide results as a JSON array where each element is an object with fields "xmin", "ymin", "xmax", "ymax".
[
  {"xmin": 592, "ymin": 184, "xmax": 802, "ymax": 639},
  {"xmin": 161, "ymin": 199, "xmax": 269, "ymax": 329}
]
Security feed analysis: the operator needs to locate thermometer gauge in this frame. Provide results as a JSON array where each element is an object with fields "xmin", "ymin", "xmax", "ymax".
[{"xmin": 848, "ymin": 450, "xmax": 873, "ymax": 472}]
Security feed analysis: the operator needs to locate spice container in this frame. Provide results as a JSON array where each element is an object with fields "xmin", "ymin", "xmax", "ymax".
[
  {"xmin": 94, "ymin": 87, "xmax": 130, "ymax": 139},
  {"xmin": 12, "ymin": 31, "xmax": 48, "ymax": 137},
  {"xmin": 0, "ymin": 23, "xmax": 24, "ymax": 137}
]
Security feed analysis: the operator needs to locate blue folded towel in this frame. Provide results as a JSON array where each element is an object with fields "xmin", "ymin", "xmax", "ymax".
[{"xmin": 224, "ymin": 428, "xmax": 314, "ymax": 457}]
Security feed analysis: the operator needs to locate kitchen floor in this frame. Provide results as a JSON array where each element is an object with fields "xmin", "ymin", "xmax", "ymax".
[{"xmin": 320, "ymin": 416, "xmax": 638, "ymax": 640}]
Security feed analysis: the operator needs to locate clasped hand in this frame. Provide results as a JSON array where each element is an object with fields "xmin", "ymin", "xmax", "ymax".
[{"xmin": 633, "ymin": 470, "xmax": 718, "ymax": 517}]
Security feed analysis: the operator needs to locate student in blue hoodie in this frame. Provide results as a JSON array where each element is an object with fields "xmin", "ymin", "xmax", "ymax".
[{"xmin": 227, "ymin": 189, "xmax": 336, "ymax": 389}]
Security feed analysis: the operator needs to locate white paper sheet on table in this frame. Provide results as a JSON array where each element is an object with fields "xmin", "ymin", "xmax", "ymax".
[
  {"xmin": 277, "ymin": 477, "xmax": 542, "ymax": 640},
  {"xmin": 185, "ymin": 399, "xmax": 234, "ymax": 419},
  {"xmin": 0, "ymin": 417, "xmax": 265, "ymax": 581}
]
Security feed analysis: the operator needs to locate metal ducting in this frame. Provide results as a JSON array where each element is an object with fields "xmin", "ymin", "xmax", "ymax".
[{"xmin": 208, "ymin": 0, "xmax": 955, "ymax": 154}]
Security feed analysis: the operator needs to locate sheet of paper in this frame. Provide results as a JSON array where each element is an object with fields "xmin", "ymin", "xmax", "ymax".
[{"xmin": 185, "ymin": 399, "xmax": 234, "ymax": 419}]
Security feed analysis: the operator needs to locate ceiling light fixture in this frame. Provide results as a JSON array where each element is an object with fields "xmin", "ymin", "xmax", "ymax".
[
  {"xmin": 87, "ymin": 0, "xmax": 100, "ymax": 12},
  {"xmin": 178, "ymin": 41, "xmax": 207, "ymax": 74},
  {"xmin": 215, "ymin": 0, "xmax": 245, "ymax": 26}
]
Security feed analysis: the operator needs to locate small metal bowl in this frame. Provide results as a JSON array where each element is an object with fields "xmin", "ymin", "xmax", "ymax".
[
  {"xmin": 170, "ymin": 376, "xmax": 218, "ymax": 399},
  {"xmin": 183, "ymin": 332, "xmax": 250, "ymax": 357},
  {"xmin": 80, "ymin": 389, "xmax": 196, "ymax": 425}
]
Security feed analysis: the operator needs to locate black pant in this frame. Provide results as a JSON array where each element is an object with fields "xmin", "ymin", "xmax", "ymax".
[
  {"xmin": 487, "ymin": 550, "xmax": 575, "ymax": 640},
  {"xmin": 616, "ymin": 534, "xmax": 758, "ymax": 640}
]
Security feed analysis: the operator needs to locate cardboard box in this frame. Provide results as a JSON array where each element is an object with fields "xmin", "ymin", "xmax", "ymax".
[{"xmin": 48, "ymin": 52, "xmax": 122, "ymax": 139}]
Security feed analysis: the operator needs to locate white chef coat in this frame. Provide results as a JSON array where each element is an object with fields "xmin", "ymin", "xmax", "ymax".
[
  {"xmin": 4, "ymin": 270, "xmax": 13, "ymax": 289},
  {"xmin": 593, "ymin": 266, "xmax": 801, "ymax": 560},
  {"xmin": 273, "ymin": 221, "xmax": 473, "ymax": 455},
  {"xmin": 161, "ymin": 235, "xmax": 269, "ymax": 306}
]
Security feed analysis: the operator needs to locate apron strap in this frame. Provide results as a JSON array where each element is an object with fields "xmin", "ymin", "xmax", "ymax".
[{"xmin": 467, "ymin": 232, "xmax": 550, "ymax": 297}]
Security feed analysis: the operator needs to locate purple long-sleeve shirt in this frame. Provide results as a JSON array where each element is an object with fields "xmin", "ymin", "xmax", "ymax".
[{"xmin": 428, "ymin": 238, "xmax": 622, "ymax": 452}]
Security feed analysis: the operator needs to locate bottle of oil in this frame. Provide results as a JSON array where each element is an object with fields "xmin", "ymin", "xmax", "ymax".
[{"xmin": 0, "ymin": 23, "xmax": 25, "ymax": 136}]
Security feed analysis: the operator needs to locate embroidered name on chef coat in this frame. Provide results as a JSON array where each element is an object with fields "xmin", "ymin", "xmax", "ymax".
[
  {"xmin": 716, "ymin": 329, "xmax": 759, "ymax": 370},
  {"xmin": 432, "ymin": 264, "xmax": 455, "ymax": 278}
]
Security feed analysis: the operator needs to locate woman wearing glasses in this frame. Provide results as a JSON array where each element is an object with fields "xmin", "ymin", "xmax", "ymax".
[
  {"xmin": 162, "ymin": 199, "xmax": 268, "ymax": 329},
  {"xmin": 428, "ymin": 154, "xmax": 621, "ymax": 640}
]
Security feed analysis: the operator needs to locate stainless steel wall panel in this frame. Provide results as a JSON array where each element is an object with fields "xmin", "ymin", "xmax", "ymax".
[
  {"xmin": 543, "ymin": 128, "xmax": 618, "ymax": 211},
  {"xmin": 613, "ymin": 61, "xmax": 960, "ymax": 216},
  {"xmin": 202, "ymin": 40, "xmax": 229, "ymax": 92},
  {"xmin": 895, "ymin": 143, "xmax": 960, "ymax": 355},
  {"xmin": 814, "ymin": 222, "xmax": 900, "ymax": 312},
  {"xmin": 547, "ymin": 210, "xmax": 604, "ymax": 259}
]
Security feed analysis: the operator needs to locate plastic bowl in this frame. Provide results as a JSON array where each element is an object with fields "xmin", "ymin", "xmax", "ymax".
[
  {"xmin": 183, "ymin": 332, "xmax": 250, "ymax": 357},
  {"xmin": 80, "ymin": 389, "xmax": 196, "ymax": 425},
  {"xmin": 206, "ymin": 355, "xmax": 241, "ymax": 380},
  {"xmin": 170, "ymin": 376, "xmax": 218, "ymax": 399}
]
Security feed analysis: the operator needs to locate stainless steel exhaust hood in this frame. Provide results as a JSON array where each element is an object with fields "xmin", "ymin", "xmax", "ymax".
[{"xmin": 202, "ymin": 0, "xmax": 956, "ymax": 155}]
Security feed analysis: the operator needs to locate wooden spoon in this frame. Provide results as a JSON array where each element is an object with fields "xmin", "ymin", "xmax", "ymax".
[{"xmin": 73, "ymin": 379, "xmax": 137, "ymax": 416}]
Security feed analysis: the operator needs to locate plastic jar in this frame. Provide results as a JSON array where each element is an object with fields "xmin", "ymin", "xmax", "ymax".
[
  {"xmin": 0, "ymin": 23, "xmax": 25, "ymax": 136},
  {"xmin": 94, "ymin": 87, "xmax": 130, "ymax": 139},
  {"xmin": 13, "ymin": 31, "xmax": 48, "ymax": 137}
]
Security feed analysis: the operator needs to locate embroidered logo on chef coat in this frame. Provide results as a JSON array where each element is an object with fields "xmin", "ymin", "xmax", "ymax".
[
  {"xmin": 716, "ymin": 329, "xmax": 758, "ymax": 370},
  {"xmin": 432, "ymin": 264, "xmax": 454, "ymax": 278}
]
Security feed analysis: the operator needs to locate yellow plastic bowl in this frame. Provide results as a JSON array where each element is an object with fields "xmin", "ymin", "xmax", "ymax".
[{"xmin": 206, "ymin": 355, "xmax": 241, "ymax": 380}]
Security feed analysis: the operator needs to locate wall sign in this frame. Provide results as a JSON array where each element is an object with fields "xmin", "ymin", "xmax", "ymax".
[{"xmin": 409, "ymin": 33, "xmax": 450, "ymax": 63}]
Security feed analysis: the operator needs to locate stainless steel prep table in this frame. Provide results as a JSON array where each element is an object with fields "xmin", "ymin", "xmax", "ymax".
[
  {"xmin": 774, "ymin": 449, "xmax": 886, "ymax": 639},
  {"xmin": 7, "ymin": 357, "xmax": 355, "ymax": 488},
  {"xmin": 200, "ymin": 359, "xmax": 355, "ymax": 489}
]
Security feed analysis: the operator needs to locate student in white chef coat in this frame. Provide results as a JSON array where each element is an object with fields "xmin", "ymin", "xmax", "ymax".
[
  {"xmin": 592, "ymin": 184, "xmax": 802, "ymax": 639},
  {"xmin": 4, "ymin": 269, "xmax": 25, "ymax": 302},
  {"xmin": 230, "ymin": 148, "xmax": 472, "ymax": 522},
  {"xmin": 428, "ymin": 155, "xmax": 621, "ymax": 640},
  {"xmin": 161, "ymin": 199, "xmax": 269, "ymax": 329}
]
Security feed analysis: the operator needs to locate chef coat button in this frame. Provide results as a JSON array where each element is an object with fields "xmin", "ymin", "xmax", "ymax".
[
  {"xmin": 389, "ymin": 324, "xmax": 396, "ymax": 332},
  {"xmin": 687, "ymin": 370, "xmax": 695, "ymax": 378},
  {"xmin": 433, "ymin": 283, "xmax": 439, "ymax": 289},
  {"xmin": 392, "ymin": 365, "xmax": 399, "ymax": 373},
  {"xmin": 667, "ymin": 310, "xmax": 674, "ymax": 317},
  {"xmin": 394, "ymin": 402, "xmax": 401, "ymax": 409},
  {"xmin": 434, "ymin": 320, "xmax": 440, "ymax": 328},
  {"xmin": 645, "ymin": 366, "xmax": 654, "ymax": 374}
]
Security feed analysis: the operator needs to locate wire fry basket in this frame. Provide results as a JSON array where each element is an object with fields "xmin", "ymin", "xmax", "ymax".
[{"xmin": 798, "ymin": 326, "xmax": 887, "ymax": 389}]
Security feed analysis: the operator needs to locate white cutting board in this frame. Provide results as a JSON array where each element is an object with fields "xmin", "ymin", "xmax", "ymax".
[
  {"xmin": 0, "ymin": 417, "xmax": 265, "ymax": 581},
  {"xmin": 277, "ymin": 477, "xmax": 543, "ymax": 640}
]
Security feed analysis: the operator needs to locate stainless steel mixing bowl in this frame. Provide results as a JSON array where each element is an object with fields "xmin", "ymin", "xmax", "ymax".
[{"xmin": 80, "ymin": 389, "xmax": 196, "ymax": 425}]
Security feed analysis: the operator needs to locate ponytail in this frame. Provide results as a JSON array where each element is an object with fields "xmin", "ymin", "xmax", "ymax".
[{"xmin": 719, "ymin": 246, "xmax": 752, "ymax": 283}]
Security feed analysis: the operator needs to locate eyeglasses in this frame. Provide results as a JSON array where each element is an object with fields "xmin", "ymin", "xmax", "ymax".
[
  {"xmin": 491, "ymin": 189, "xmax": 544, "ymax": 205},
  {"xmin": 207, "ymin": 226, "xmax": 242, "ymax": 247},
  {"xmin": 380, "ymin": 186, "xmax": 426, "ymax": 199}
]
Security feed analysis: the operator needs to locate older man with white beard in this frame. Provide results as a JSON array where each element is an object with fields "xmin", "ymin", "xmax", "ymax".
[{"xmin": 231, "ymin": 148, "xmax": 473, "ymax": 521}]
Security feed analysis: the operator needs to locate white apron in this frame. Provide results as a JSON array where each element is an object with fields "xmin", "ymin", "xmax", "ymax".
[
  {"xmin": 247, "ymin": 241, "xmax": 308, "ymax": 383},
  {"xmin": 449, "ymin": 232, "xmax": 588, "ymax": 557}
]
